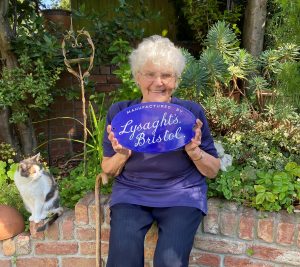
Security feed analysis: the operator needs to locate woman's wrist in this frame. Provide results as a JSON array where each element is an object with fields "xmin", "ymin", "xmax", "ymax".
[{"xmin": 191, "ymin": 149, "xmax": 204, "ymax": 161}]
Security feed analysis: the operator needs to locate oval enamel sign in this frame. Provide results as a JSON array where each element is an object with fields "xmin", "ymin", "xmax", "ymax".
[{"xmin": 111, "ymin": 102, "xmax": 196, "ymax": 153}]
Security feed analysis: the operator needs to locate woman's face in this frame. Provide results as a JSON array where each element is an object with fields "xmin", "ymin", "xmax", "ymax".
[{"xmin": 136, "ymin": 61, "xmax": 177, "ymax": 103}]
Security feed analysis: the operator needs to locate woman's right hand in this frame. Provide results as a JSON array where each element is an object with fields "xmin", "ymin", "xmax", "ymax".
[{"xmin": 107, "ymin": 125, "xmax": 132, "ymax": 157}]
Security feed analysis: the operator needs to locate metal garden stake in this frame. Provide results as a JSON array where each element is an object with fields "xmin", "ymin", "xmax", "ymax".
[{"xmin": 62, "ymin": 29, "xmax": 95, "ymax": 176}]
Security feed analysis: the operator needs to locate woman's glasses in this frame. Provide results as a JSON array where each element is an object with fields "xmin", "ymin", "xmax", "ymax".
[{"xmin": 139, "ymin": 72, "xmax": 176, "ymax": 83}]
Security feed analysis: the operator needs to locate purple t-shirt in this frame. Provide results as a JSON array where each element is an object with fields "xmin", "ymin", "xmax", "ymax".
[{"xmin": 102, "ymin": 97, "xmax": 218, "ymax": 214}]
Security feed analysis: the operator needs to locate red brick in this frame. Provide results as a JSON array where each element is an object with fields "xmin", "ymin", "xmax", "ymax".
[
  {"xmin": 0, "ymin": 260, "xmax": 11, "ymax": 267},
  {"xmin": 61, "ymin": 211, "xmax": 75, "ymax": 240},
  {"xmin": 203, "ymin": 213, "xmax": 219, "ymax": 234},
  {"xmin": 63, "ymin": 120, "xmax": 76, "ymax": 127},
  {"xmin": 109, "ymin": 84, "xmax": 120, "ymax": 91},
  {"xmin": 107, "ymin": 74, "xmax": 121, "ymax": 84},
  {"xmin": 76, "ymin": 227, "xmax": 96, "ymax": 241},
  {"xmin": 45, "ymin": 220, "xmax": 59, "ymax": 240},
  {"xmin": 220, "ymin": 211, "xmax": 238, "ymax": 237},
  {"xmin": 276, "ymin": 223, "xmax": 294, "ymax": 245},
  {"xmin": 204, "ymin": 198, "xmax": 221, "ymax": 234},
  {"xmin": 95, "ymin": 84, "xmax": 113, "ymax": 92},
  {"xmin": 16, "ymin": 258, "xmax": 58, "ymax": 267},
  {"xmin": 15, "ymin": 233, "xmax": 31, "ymax": 255},
  {"xmin": 30, "ymin": 221, "xmax": 45, "ymax": 240},
  {"xmin": 250, "ymin": 245, "xmax": 300, "ymax": 266},
  {"xmin": 35, "ymin": 242, "xmax": 78, "ymax": 255},
  {"xmin": 190, "ymin": 251, "xmax": 221, "ymax": 267},
  {"xmin": 56, "ymin": 72, "xmax": 74, "ymax": 88},
  {"xmin": 88, "ymin": 204, "xmax": 96, "ymax": 225},
  {"xmin": 257, "ymin": 218, "xmax": 274, "ymax": 243},
  {"xmin": 3, "ymin": 238, "xmax": 15, "ymax": 256},
  {"xmin": 224, "ymin": 256, "xmax": 274, "ymax": 267},
  {"xmin": 239, "ymin": 215, "xmax": 255, "ymax": 240},
  {"xmin": 91, "ymin": 66, "xmax": 101, "ymax": 74},
  {"xmin": 62, "ymin": 257, "xmax": 96, "ymax": 267},
  {"xmin": 79, "ymin": 241, "xmax": 108, "ymax": 255},
  {"xmin": 79, "ymin": 241, "xmax": 95, "ymax": 255},
  {"xmin": 75, "ymin": 192, "xmax": 94, "ymax": 224},
  {"xmin": 277, "ymin": 210, "xmax": 295, "ymax": 223},
  {"xmin": 100, "ymin": 65, "xmax": 111, "ymax": 74},
  {"xmin": 90, "ymin": 74, "xmax": 107, "ymax": 84},
  {"xmin": 194, "ymin": 236, "xmax": 246, "ymax": 254}
]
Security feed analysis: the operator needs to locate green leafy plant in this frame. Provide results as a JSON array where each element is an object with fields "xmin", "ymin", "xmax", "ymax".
[
  {"xmin": 207, "ymin": 165, "xmax": 256, "ymax": 205},
  {"xmin": 182, "ymin": 0, "xmax": 243, "ymax": 42},
  {"xmin": 58, "ymin": 160, "xmax": 112, "ymax": 209},
  {"xmin": 0, "ymin": 55, "xmax": 61, "ymax": 124},
  {"xmin": 253, "ymin": 162, "xmax": 300, "ymax": 213},
  {"xmin": 276, "ymin": 61, "xmax": 300, "ymax": 108},
  {"xmin": 203, "ymin": 95, "xmax": 253, "ymax": 136},
  {"xmin": 177, "ymin": 48, "xmax": 206, "ymax": 96},
  {"xmin": 204, "ymin": 20, "xmax": 240, "ymax": 60},
  {"xmin": 178, "ymin": 21, "xmax": 256, "ymax": 98},
  {"xmin": 108, "ymin": 39, "xmax": 141, "ymax": 102},
  {"xmin": 0, "ymin": 143, "xmax": 17, "ymax": 162},
  {"xmin": 0, "ymin": 160, "xmax": 29, "ymax": 221},
  {"xmin": 73, "ymin": 0, "xmax": 159, "ymax": 65},
  {"xmin": 12, "ymin": 11, "xmax": 64, "ymax": 70},
  {"xmin": 221, "ymin": 117, "xmax": 299, "ymax": 171},
  {"xmin": 208, "ymin": 162, "xmax": 300, "ymax": 213},
  {"xmin": 265, "ymin": 0, "xmax": 300, "ymax": 47}
]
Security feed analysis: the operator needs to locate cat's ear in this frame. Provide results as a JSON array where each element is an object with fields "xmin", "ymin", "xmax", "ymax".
[{"xmin": 31, "ymin": 153, "xmax": 41, "ymax": 162}]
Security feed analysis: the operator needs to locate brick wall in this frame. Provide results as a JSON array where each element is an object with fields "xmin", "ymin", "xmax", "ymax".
[
  {"xmin": 1, "ymin": 195, "xmax": 300, "ymax": 267},
  {"xmin": 17, "ymin": 65, "xmax": 120, "ymax": 162},
  {"xmin": 37, "ymin": 65, "xmax": 120, "ymax": 161}
]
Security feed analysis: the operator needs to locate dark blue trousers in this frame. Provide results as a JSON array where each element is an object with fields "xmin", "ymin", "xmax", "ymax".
[{"xmin": 106, "ymin": 204, "xmax": 203, "ymax": 267}]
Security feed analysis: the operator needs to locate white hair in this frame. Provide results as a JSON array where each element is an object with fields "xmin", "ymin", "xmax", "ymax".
[{"xmin": 129, "ymin": 35, "xmax": 186, "ymax": 79}]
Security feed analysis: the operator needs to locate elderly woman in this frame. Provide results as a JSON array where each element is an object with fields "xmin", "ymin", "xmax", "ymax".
[{"xmin": 102, "ymin": 35, "xmax": 220, "ymax": 267}]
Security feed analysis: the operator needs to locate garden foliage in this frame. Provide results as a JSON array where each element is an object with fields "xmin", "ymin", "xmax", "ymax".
[
  {"xmin": 1, "ymin": 2, "xmax": 299, "ymax": 214},
  {"xmin": 176, "ymin": 21, "xmax": 300, "ymax": 213}
]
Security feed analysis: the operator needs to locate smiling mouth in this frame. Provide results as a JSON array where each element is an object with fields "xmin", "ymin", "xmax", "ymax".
[{"xmin": 148, "ymin": 89, "xmax": 166, "ymax": 94}]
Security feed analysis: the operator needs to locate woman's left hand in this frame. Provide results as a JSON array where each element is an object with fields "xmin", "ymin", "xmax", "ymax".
[{"xmin": 185, "ymin": 119, "xmax": 203, "ymax": 160}]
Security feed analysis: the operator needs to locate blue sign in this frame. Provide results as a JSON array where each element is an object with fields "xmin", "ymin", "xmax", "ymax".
[{"xmin": 111, "ymin": 102, "xmax": 196, "ymax": 153}]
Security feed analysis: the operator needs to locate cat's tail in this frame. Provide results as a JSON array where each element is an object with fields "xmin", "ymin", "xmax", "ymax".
[{"xmin": 36, "ymin": 209, "xmax": 63, "ymax": 232}]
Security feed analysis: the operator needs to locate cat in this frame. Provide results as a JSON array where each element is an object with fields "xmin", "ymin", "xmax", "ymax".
[{"xmin": 14, "ymin": 153, "xmax": 63, "ymax": 232}]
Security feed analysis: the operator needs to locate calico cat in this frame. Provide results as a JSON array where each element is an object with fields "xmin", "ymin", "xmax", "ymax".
[{"xmin": 14, "ymin": 153, "xmax": 63, "ymax": 232}]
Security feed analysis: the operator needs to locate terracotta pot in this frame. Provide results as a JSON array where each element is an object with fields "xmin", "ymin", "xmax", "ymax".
[
  {"xmin": 0, "ymin": 205, "xmax": 25, "ymax": 240},
  {"xmin": 41, "ymin": 9, "xmax": 71, "ymax": 32}
]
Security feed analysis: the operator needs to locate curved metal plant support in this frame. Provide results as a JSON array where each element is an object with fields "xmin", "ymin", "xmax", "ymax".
[{"xmin": 62, "ymin": 30, "xmax": 95, "ymax": 175}]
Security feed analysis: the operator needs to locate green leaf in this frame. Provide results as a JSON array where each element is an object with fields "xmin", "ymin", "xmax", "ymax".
[
  {"xmin": 254, "ymin": 185, "xmax": 266, "ymax": 193},
  {"xmin": 265, "ymin": 192, "xmax": 276, "ymax": 202},
  {"xmin": 255, "ymin": 193, "xmax": 265, "ymax": 204}
]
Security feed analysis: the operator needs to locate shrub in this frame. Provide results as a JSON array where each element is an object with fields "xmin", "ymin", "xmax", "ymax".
[
  {"xmin": 58, "ymin": 161, "xmax": 112, "ymax": 209},
  {"xmin": 208, "ymin": 162, "xmax": 300, "ymax": 213}
]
